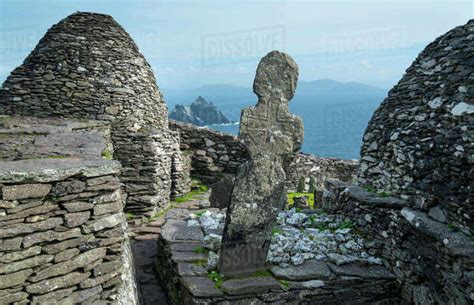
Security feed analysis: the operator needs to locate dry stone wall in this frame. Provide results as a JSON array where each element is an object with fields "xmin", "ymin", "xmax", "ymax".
[
  {"xmin": 322, "ymin": 182, "xmax": 474, "ymax": 304},
  {"xmin": 0, "ymin": 158, "xmax": 138, "ymax": 304},
  {"xmin": 169, "ymin": 120, "xmax": 249, "ymax": 184},
  {"xmin": 169, "ymin": 120, "xmax": 358, "ymax": 190},
  {"xmin": 0, "ymin": 116, "xmax": 112, "ymax": 161},
  {"xmin": 285, "ymin": 153, "xmax": 358, "ymax": 192},
  {"xmin": 0, "ymin": 12, "xmax": 179, "ymax": 213},
  {"xmin": 359, "ymin": 19, "xmax": 473, "ymax": 233}
]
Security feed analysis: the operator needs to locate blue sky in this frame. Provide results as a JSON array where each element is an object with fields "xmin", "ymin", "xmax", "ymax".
[{"xmin": 0, "ymin": 0, "xmax": 472, "ymax": 91}]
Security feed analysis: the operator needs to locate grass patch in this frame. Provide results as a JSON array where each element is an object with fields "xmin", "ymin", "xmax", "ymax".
[
  {"xmin": 198, "ymin": 185, "xmax": 209, "ymax": 192},
  {"xmin": 377, "ymin": 191, "xmax": 391, "ymax": 197},
  {"xmin": 173, "ymin": 181, "xmax": 210, "ymax": 203},
  {"xmin": 364, "ymin": 185, "xmax": 376, "ymax": 193},
  {"xmin": 194, "ymin": 210, "xmax": 207, "ymax": 218},
  {"xmin": 193, "ymin": 246, "xmax": 208, "ymax": 254},
  {"xmin": 101, "ymin": 149, "xmax": 113, "ymax": 160},
  {"xmin": 339, "ymin": 220, "xmax": 356, "ymax": 230},
  {"xmin": 287, "ymin": 192, "xmax": 314, "ymax": 208},
  {"xmin": 208, "ymin": 271, "xmax": 223, "ymax": 288},
  {"xmin": 272, "ymin": 228, "xmax": 283, "ymax": 235},
  {"xmin": 46, "ymin": 155, "xmax": 67, "ymax": 159}
]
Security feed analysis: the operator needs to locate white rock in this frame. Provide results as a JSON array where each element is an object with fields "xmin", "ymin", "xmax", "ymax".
[
  {"xmin": 207, "ymin": 251, "xmax": 219, "ymax": 271},
  {"xmin": 451, "ymin": 102, "xmax": 474, "ymax": 116},
  {"xmin": 187, "ymin": 220, "xmax": 200, "ymax": 227},
  {"xmin": 286, "ymin": 213, "xmax": 308, "ymax": 226},
  {"xmin": 401, "ymin": 208, "xmax": 416, "ymax": 222},
  {"xmin": 205, "ymin": 139, "xmax": 216, "ymax": 147},
  {"xmin": 428, "ymin": 97, "xmax": 443, "ymax": 109},
  {"xmin": 291, "ymin": 253, "xmax": 305, "ymax": 265},
  {"xmin": 202, "ymin": 234, "xmax": 222, "ymax": 251},
  {"xmin": 335, "ymin": 228, "xmax": 351, "ymax": 234},
  {"xmin": 299, "ymin": 280, "xmax": 325, "ymax": 288},
  {"xmin": 366, "ymin": 256, "xmax": 382, "ymax": 265}
]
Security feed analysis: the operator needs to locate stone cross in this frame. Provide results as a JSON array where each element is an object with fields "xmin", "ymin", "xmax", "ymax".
[{"xmin": 219, "ymin": 51, "xmax": 304, "ymax": 276}]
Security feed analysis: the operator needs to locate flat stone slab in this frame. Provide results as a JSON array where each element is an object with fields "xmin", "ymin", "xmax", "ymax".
[
  {"xmin": 180, "ymin": 276, "xmax": 223, "ymax": 297},
  {"xmin": 170, "ymin": 242, "xmax": 201, "ymax": 252},
  {"xmin": 221, "ymin": 276, "xmax": 281, "ymax": 295},
  {"xmin": 177, "ymin": 263, "xmax": 207, "ymax": 277},
  {"xmin": 287, "ymin": 279, "xmax": 325, "ymax": 289},
  {"xmin": 271, "ymin": 259, "xmax": 331, "ymax": 280},
  {"xmin": 328, "ymin": 264, "xmax": 396, "ymax": 279},
  {"xmin": 401, "ymin": 208, "xmax": 474, "ymax": 257},
  {"xmin": 0, "ymin": 159, "xmax": 121, "ymax": 183},
  {"xmin": 171, "ymin": 251, "xmax": 207, "ymax": 263},
  {"xmin": 162, "ymin": 219, "xmax": 204, "ymax": 242},
  {"xmin": 166, "ymin": 208, "xmax": 193, "ymax": 220}
]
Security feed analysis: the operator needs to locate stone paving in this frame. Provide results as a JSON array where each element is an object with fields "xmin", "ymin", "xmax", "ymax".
[
  {"xmin": 127, "ymin": 192, "xmax": 211, "ymax": 305},
  {"xmin": 152, "ymin": 191, "xmax": 400, "ymax": 304}
]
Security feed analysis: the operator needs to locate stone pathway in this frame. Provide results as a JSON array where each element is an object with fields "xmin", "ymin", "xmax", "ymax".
[{"xmin": 127, "ymin": 192, "xmax": 211, "ymax": 305}]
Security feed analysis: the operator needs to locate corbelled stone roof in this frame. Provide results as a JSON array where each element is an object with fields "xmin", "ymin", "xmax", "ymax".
[
  {"xmin": 359, "ymin": 19, "xmax": 473, "ymax": 232},
  {"xmin": 0, "ymin": 12, "xmax": 168, "ymax": 130}
]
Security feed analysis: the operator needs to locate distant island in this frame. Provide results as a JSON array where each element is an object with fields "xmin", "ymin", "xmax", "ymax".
[{"xmin": 169, "ymin": 96, "xmax": 232, "ymax": 126}]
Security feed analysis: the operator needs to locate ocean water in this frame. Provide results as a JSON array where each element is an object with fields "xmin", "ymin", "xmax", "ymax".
[{"xmin": 209, "ymin": 92, "xmax": 386, "ymax": 160}]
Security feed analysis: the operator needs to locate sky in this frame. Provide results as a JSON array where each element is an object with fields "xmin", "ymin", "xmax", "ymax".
[{"xmin": 0, "ymin": 0, "xmax": 472, "ymax": 92}]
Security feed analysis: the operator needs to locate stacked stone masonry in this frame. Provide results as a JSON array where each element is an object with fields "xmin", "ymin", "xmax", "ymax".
[
  {"xmin": 0, "ymin": 116, "xmax": 112, "ymax": 161},
  {"xmin": 0, "ymin": 158, "xmax": 138, "ymax": 304},
  {"xmin": 155, "ymin": 203, "xmax": 401, "ymax": 305},
  {"xmin": 285, "ymin": 153, "xmax": 358, "ymax": 192},
  {"xmin": 0, "ymin": 12, "xmax": 185, "ymax": 213},
  {"xmin": 169, "ymin": 120, "xmax": 249, "ymax": 184},
  {"xmin": 359, "ymin": 19, "xmax": 473, "ymax": 233},
  {"xmin": 322, "ymin": 182, "xmax": 474, "ymax": 304},
  {"xmin": 169, "ymin": 120, "xmax": 358, "ymax": 189}
]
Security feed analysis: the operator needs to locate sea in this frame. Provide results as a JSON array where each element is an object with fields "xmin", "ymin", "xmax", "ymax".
[{"xmin": 206, "ymin": 92, "xmax": 386, "ymax": 161}]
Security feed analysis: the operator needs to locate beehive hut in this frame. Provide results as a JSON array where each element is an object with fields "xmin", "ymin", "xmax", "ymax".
[
  {"xmin": 359, "ymin": 19, "xmax": 473, "ymax": 233},
  {"xmin": 0, "ymin": 12, "xmax": 187, "ymax": 212}
]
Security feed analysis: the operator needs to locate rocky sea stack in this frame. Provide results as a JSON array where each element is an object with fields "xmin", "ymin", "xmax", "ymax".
[{"xmin": 169, "ymin": 96, "xmax": 232, "ymax": 126}]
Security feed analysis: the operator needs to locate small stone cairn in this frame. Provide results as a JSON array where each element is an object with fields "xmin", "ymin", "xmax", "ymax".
[{"xmin": 218, "ymin": 51, "xmax": 304, "ymax": 276}]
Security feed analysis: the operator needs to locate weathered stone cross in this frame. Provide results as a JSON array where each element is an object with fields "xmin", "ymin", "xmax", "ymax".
[{"xmin": 219, "ymin": 51, "xmax": 304, "ymax": 276}]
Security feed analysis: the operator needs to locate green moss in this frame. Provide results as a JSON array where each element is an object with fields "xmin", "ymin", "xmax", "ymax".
[
  {"xmin": 173, "ymin": 184, "xmax": 209, "ymax": 203},
  {"xmin": 253, "ymin": 269, "xmax": 272, "ymax": 277},
  {"xmin": 278, "ymin": 279, "xmax": 289, "ymax": 287},
  {"xmin": 339, "ymin": 220, "xmax": 356, "ymax": 230},
  {"xmin": 101, "ymin": 149, "xmax": 113, "ymax": 160},
  {"xmin": 193, "ymin": 246, "xmax": 208, "ymax": 254},
  {"xmin": 194, "ymin": 259, "xmax": 207, "ymax": 267},
  {"xmin": 195, "ymin": 210, "xmax": 207, "ymax": 218},
  {"xmin": 125, "ymin": 212, "xmax": 134, "ymax": 221},
  {"xmin": 364, "ymin": 185, "xmax": 376, "ymax": 193},
  {"xmin": 208, "ymin": 271, "xmax": 223, "ymax": 288},
  {"xmin": 377, "ymin": 191, "xmax": 391, "ymax": 197},
  {"xmin": 144, "ymin": 209, "xmax": 166, "ymax": 223},
  {"xmin": 447, "ymin": 223, "xmax": 460, "ymax": 232},
  {"xmin": 46, "ymin": 155, "xmax": 67, "ymax": 159},
  {"xmin": 287, "ymin": 192, "xmax": 314, "ymax": 208},
  {"xmin": 272, "ymin": 228, "xmax": 283, "ymax": 235}
]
